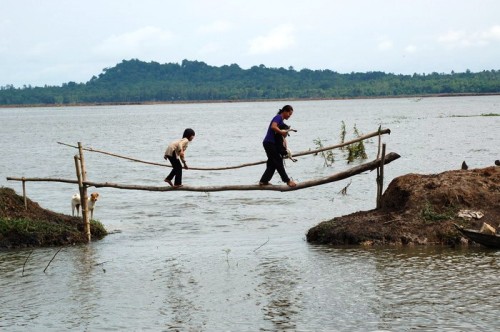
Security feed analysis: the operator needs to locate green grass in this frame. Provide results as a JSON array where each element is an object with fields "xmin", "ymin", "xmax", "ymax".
[
  {"xmin": 420, "ymin": 202, "xmax": 456, "ymax": 222},
  {"xmin": 0, "ymin": 217, "xmax": 107, "ymax": 247}
]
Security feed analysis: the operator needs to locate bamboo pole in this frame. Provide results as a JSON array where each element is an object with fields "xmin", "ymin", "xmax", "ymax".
[
  {"xmin": 84, "ymin": 152, "xmax": 400, "ymax": 192},
  {"xmin": 6, "ymin": 177, "xmax": 79, "ymax": 184},
  {"xmin": 78, "ymin": 142, "xmax": 91, "ymax": 243},
  {"xmin": 57, "ymin": 128, "xmax": 391, "ymax": 171}
]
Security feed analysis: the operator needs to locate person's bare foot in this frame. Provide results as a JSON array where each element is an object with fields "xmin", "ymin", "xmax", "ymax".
[
  {"xmin": 173, "ymin": 184, "xmax": 183, "ymax": 188},
  {"xmin": 259, "ymin": 182, "xmax": 272, "ymax": 186},
  {"xmin": 287, "ymin": 180, "xmax": 297, "ymax": 187},
  {"xmin": 164, "ymin": 178, "xmax": 173, "ymax": 187}
]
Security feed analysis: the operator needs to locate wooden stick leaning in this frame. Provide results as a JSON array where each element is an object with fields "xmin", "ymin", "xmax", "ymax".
[
  {"xmin": 57, "ymin": 128, "xmax": 391, "ymax": 171},
  {"xmin": 8, "ymin": 152, "xmax": 400, "ymax": 192}
]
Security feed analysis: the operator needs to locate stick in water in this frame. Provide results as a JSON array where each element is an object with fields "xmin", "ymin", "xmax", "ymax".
[
  {"xmin": 22, "ymin": 250, "xmax": 34, "ymax": 277},
  {"xmin": 43, "ymin": 247, "xmax": 64, "ymax": 273}
]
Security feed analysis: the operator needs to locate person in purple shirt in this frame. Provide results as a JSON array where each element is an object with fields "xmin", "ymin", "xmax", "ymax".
[{"xmin": 259, "ymin": 105, "xmax": 297, "ymax": 187}]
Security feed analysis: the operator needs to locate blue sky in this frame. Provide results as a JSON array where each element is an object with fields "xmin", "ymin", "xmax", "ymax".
[{"xmin": 1, "ymin": 0, "xmax": 500, "ymax": 87}]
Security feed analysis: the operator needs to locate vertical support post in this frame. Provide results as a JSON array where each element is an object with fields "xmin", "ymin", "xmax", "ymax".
[
  {"xmin": 376, "ymin": 144, "xmax": 386, "ymax": 209},
  {"xmin": 78, "ymin": 142, "xmax": 91, "ymax": 243},
  {"xmin": 376, "ymin": 127, "xmax": 382, "ymax": 159},
  {"xmin": 22, "ymin": 177, "xmax": 27, "ymax": 210},
  {"xmin": 74, "ymin": 155, "xmax": 88, "ymax": 242},
  {"xmin": 376, "ymin": 128, "xmax": 382, "ymax": 208}
]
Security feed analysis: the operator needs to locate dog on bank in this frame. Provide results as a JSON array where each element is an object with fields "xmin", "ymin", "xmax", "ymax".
[{"xmin": 71, "ymin": 192, "xmax": 100, "ymax": 219}]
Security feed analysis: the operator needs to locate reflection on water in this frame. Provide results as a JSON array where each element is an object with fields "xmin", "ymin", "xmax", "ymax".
[{"xmin": 1, "ymin": 97, "xmax": 499, "ymax": 330}]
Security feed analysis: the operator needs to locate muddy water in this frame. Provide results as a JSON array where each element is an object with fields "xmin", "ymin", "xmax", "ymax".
[{"xmin": 1, "ymin": 96, "xmax": 499, "ymax": 331}]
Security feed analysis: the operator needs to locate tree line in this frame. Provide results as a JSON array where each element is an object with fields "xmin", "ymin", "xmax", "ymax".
[{"xmin": 1, "ymin": 59, "xmax": 499, "ymax": 105}]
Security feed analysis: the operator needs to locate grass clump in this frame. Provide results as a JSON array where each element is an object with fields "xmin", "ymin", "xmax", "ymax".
[
  {"xmin": 420, "ymin": 202, "xmax": 456, "ymax": 223},
  {"xmin": 0, "ymin": 217, "xmax": 107, "ymax": 248}
]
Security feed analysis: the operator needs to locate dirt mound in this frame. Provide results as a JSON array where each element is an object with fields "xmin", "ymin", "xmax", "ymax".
[
  {"xmin": 0, "ymin": 187, "xmax": 106, "ymax": 248},
  {"xmin": 1, "ymin": 187, "xmax": 74, "ymax": 222},
  {"xmin": 306, "ymin": 166, "xmax": 500, "ymax": 246}
]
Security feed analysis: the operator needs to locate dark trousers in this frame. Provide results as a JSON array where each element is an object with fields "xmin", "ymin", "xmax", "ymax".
[
  {"xmin": 165, "ymin": 155, "xmax": 183, "ymax": 185},
  {"xmin": 259, "ymin": 141, "xmax": 290, "ymax": 184}
]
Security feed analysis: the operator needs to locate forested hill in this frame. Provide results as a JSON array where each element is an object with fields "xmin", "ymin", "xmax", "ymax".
[{"xmin": 1, "ymin": 59, "xmax": 500, "ymax": 105}]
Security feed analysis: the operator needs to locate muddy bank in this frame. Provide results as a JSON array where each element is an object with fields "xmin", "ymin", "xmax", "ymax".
[
  {"xmin": 0, "ymin": 187, "xmax": 106, "ymax": 249},
  {"xmin": 306, "ymin": 166, "xmax": 500, "ymax": 246}
]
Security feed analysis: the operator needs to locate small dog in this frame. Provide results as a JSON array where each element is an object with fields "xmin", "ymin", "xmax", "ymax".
[
  {"xmin": 277, "ymin": 123, "xmax": 298, "ymax": 162},
  {"xmin": 71, "ymin": 192, "xmax": 100, "ymax": 219}
]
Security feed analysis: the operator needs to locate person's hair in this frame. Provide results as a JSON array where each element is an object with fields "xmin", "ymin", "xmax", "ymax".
[
  {"xmin": 182, "ymin": 128, "xmax": 195, "ymax": 138},
  {"xmin": 277, "ymin": 105, "xmax": 294, "ymax": 114}
]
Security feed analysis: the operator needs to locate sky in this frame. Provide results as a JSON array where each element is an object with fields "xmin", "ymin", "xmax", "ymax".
[{"xmin": 1, "ymin": 0, "xmax": 500, "ymax": 87}]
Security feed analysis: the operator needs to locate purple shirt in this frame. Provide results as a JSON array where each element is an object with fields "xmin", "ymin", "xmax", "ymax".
[{"xmin": 263, "ymin": 114, "xmax": 284, "ymax": 144}]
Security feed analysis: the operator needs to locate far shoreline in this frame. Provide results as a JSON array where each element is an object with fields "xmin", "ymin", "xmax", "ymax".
[{"xmin": 1, "ymin": 92, "xmax": 500, "ymax": 109}]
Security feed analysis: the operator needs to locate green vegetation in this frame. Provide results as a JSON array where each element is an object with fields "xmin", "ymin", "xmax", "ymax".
[
  {"xmin": 420, "ymin": 202, "xmax": 456, "ymax": 222},
  {"xmin": 1, "ymin": 59, "xmax": 500, "ymax": 106},
  {"xmin": 313, "ymin": 138, "xmax": 335, "ymax": 167},
  {"xmin": 346, "ymin": 125, "xmax": 368, "ymax": 163},
  {"xmin": 0, "ymin": 217, "xmax": 106, "ymax": 247},
  {"xmin": 314, "ymin": 122, "xmax": 368, "ymax": 166}
]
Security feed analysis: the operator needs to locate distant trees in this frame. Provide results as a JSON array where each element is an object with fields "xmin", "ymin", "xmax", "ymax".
[{"xmin": 1, "ymin": 59, "xmax": 500, "ymax": 105}]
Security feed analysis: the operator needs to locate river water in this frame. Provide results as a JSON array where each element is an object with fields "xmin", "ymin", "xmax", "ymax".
[{"xmin": 0, "ymin": 96, "xmax": 499, "ymax": 331}]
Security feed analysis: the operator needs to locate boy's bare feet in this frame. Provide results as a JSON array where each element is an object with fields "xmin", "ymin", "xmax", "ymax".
[
  {"xmin": 164, "ymin": 178, "xmax": 173, "ymax": 187},
  {"xmin": 287, "ymin": 180, "xmax": 297, "ymax": 187},
  {"xmin": 173, "ymin": 184, "xmax": 183, "ymax": 188}
]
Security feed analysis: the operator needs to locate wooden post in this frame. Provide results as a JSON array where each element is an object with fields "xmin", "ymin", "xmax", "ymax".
[
  {"xmin": 376, "ymin": 128, "xmax": 382, "ymax": 208},
  {"xmin": 74, "ymin": 155, "xmax": 88, "ymax": 241},
  {"xmin": 376, "ymin": 144, "xmax": 386, "ymax": 209},
  {"xmin": 22, "ymin": 178, "xmax": 27, "ymax": 210},
  {"xmin": 77, "ymin": 142, "xmax": 91, "ymax": 243}
]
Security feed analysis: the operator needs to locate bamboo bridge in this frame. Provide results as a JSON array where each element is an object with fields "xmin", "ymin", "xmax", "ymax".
[{"xmin": 6, "ymin": 128, "xmax": 399, "ymax": 242}]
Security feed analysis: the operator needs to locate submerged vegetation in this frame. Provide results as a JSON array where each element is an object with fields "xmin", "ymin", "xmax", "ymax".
[
  {"xmin": 313, "ymin": 138, "xmax": 335, "ymax": 167},
  {"xmin": 346, "ymin": 124, "xmax": 368, "ymax": 163},
  {"xmin": 1, "ymin": 59, "xmax": 500, "ymax": 106},
  {"xmin": 314, "ymin": 122, "xmax": 368, "ymax": 166}
]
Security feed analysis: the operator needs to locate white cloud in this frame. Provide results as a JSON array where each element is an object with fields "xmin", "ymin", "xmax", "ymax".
[
  {"xmin": 198, "ymin": 20, "xmax": 232, "ymax": 34},
  {"xmin": 93, "ymin": 26, "xmax": 174, "ymax": 57},
  {"xmin": 481, "ymin": 25, "xmax": 500, "ymax": 41},
  {"xmin": 437, "ymin": 30, "xmax": 465, "ymax": 44},
  {"xmin": 377, "ymin": 40, "xmax": 394, "ymax": 51},
  {"xmin": 199, "ymin": 41, "xmax": 220, "ymax": 54},
  {"xmin": 437, "ymin": 25, "xmax": 500, "ymax": 48},
  {"xmin": 405, "ymin": 45, "xmax": 417, "ymax": 54},
  {"xmin": 248, "ymin": 25, "xmax": 296, "ymax": 55}
]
